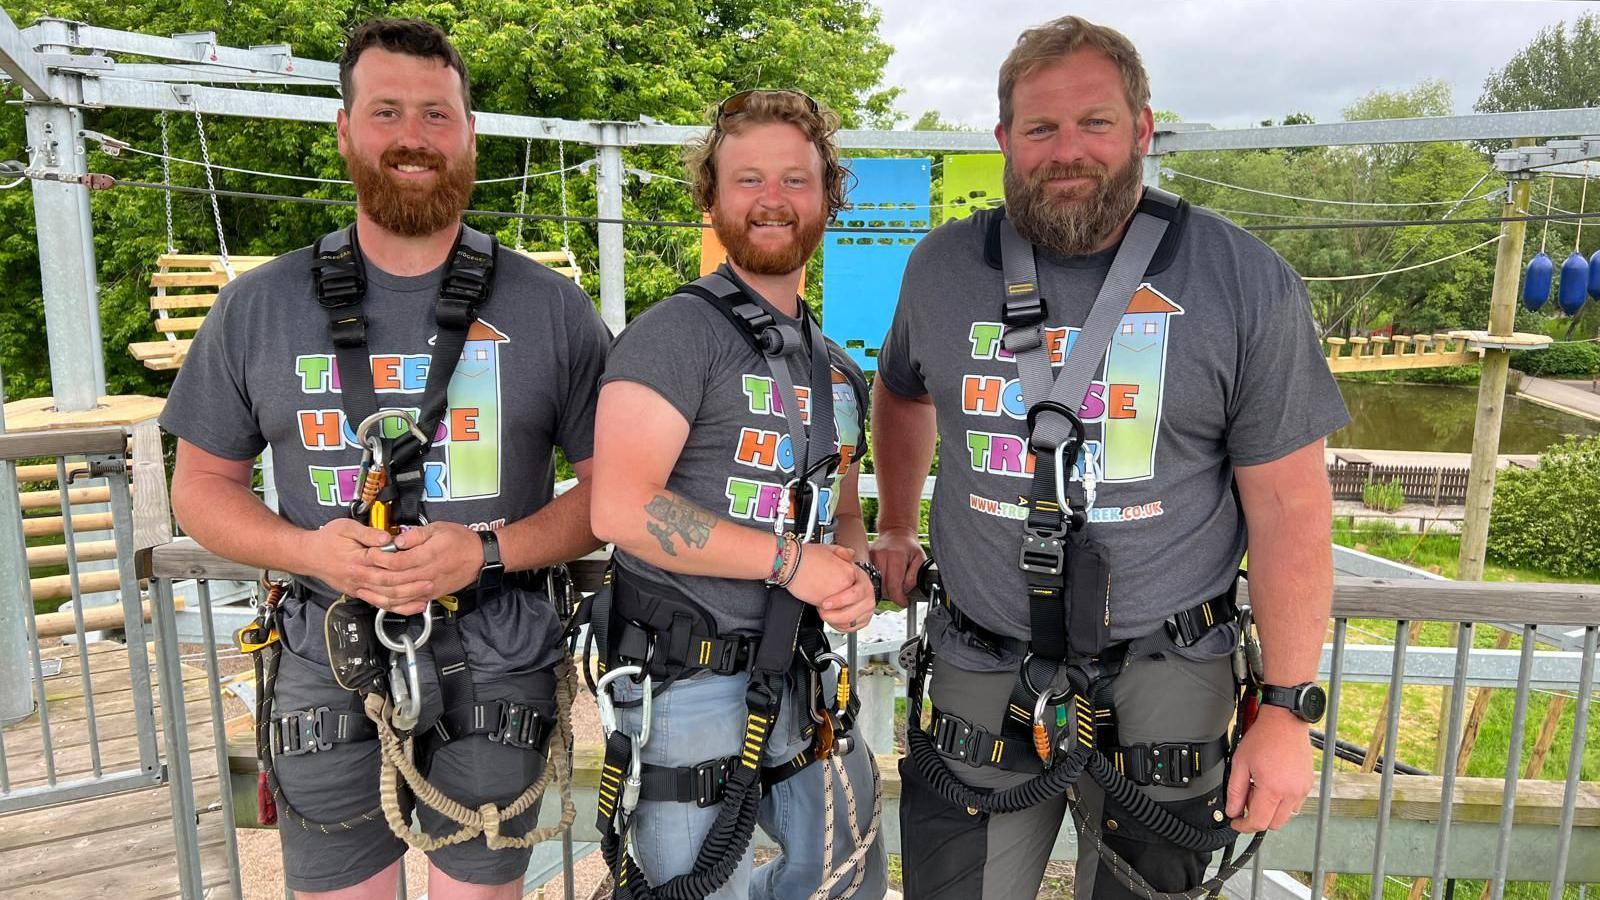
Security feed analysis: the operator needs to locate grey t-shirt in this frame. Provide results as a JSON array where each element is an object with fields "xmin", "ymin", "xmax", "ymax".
[
  {"xmin": 160, "ymin": 238, "xmax": 611, "ymax": 671},
  {"xmin": 600, "ymin": 266, "xmax": 869, "ymax": 637},
  {"xmin": 877, "ymin": 204, "xmax": 1348, "ymax": 670}
]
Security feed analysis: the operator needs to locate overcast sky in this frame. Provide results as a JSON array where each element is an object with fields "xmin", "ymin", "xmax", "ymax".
[{"xmin": 876, "ymin": 0, "xmax": 1600, "ymax": 131}]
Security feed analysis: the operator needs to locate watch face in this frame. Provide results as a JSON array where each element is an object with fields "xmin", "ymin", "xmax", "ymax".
[{"xmin": 1299, "ymin": 684, "xmax": 1327, "ymax": 723}]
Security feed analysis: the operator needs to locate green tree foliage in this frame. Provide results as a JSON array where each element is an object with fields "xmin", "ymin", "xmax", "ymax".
[
  {"xmin": 1487, "ymin": 435, "xmax": 1600, "ymax": 577},
  {"xmin": 0, "ymin": 0, "xmax": 898, "ymax": 402},
  {"xmin": 1164, "ymin": 81, "xmax": 1500, "ymax": 339}
]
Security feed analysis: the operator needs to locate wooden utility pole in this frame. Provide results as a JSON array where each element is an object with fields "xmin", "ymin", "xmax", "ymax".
[{"xmin": 1457, "ymin": 152, "xmax": 1531, "ymax": 579}]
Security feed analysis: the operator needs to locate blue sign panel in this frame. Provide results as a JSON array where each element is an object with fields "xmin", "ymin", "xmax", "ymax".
[{"xmin": 822, "ymin": 157, "xmax": 932, "ymax": 370}]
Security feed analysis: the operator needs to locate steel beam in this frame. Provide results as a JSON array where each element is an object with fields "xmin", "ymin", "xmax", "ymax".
[
  {"xmin": 1155, "ymin": 108, "xmax": 1600, "ymax": 152},
  {"xmin": 28, "ymin": 18, "xmax": 338, "ymax": 82},
  {"xmin": 0, "ymin": 6, "xmax": 50, "ymax": 99},
  {"xmin": 594, "ymin": 124, "xmax": 627, "ymax": 331}
]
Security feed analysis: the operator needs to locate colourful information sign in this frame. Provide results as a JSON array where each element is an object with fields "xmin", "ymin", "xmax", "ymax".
[{"xmin": 822, "ymin": 157, "xmax": 932, "ymax": 370}]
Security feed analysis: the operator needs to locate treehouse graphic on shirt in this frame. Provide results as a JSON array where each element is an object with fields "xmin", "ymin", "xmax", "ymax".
[{"xmin": 294, "ymin": 319, "xmax": 510, "ymax": 507}]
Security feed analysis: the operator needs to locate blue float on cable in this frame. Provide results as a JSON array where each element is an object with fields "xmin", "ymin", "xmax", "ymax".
[
  {"xmin": 1588, "ymin": 249, "xmax": 1600, "ymax": 300},
  {"xmin": 1523, "ymin": 251, "xmax": 1553, "ymax": 311},
  {"xmin": 1559, "ymin": 251, "xmax": 1589, "ymax": 315}
]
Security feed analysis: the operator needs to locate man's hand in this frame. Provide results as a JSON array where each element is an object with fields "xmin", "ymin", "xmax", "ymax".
[
  {"xmin": 363, "ymin": 522, "xmax": 486, "ymax": 611},
  {"xmin": 1226, "ymin": 707, "xmax": 1315, "ymax": 832},
  {"xmin": 299, "ymin": 519, "xmax": 435, "ymax": 613},
  {"xmin": 787, "ymin": 543, "xmax": 859, "ymax": 609},
  {"xmin": 869, "ymin": 527, "xmax": 925, "ymax": 608},
  {"xmin": 817, "ymin": 560, "xmax": 877, "ymax": 633}
]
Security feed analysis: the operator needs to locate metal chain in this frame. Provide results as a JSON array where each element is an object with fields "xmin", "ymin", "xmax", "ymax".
[
  {"xmin": 190, "ymin": 107, "xmax": 233, "ymax": 276},
  {"xmin": 158, "ymin": 111, "xmax": 176, "ymax": 253},
  {"xmin": 514, "ymin": 138, "xmax": 532, "ymax": 250}
]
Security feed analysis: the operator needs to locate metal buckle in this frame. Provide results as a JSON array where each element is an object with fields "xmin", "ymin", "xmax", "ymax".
[
  {"xmin": 693, "ymin": 758, "xmax": 732, "ymax": 807},
  {"xmin": 276, "ymin": 706, "xmax": 332, "ymax": 757},
  {"xmin": 1165, "ymin": 610, "xmax": 1204, "ymax": 648},
  {"xmin": 1146, "ymin": 742, "xmax": 1199, "ymax": 785},
  {"xmin": 1002, "ymin": 293, "xmax": 1046, "ymax": 328},
  {"xmin": 932, "ymin": 713, "xmax": 977, "ymax": 765},
  {"xmin": 493, "ymin": 701, "xmax": 543, "ymax": 750},
  {"xmin": 1019, "ymin": 528, "xmax": 1066, "ymax": 576}
]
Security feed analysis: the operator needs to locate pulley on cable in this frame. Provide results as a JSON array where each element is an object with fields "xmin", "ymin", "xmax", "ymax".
[{"xmin": 1524, "ymin": 179, "xmax": 1554, "ymax": 311}]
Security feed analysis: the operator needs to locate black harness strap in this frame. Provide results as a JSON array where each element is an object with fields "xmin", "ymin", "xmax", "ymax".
[
  {"xmin": 599, "ymin": 268, "xmax": 845, "ymax": 900},
  {"xmin": 311, "ymin": 223, "xmax": 501, "ymax": 752}
]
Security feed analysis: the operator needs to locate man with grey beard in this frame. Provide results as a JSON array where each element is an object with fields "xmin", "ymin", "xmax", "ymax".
[
  {"xmin": 871, "ymin": 15, "xmax": 1346, "ymax": 900},
  {"xmin": 162, "ymin": 18, "xmax": 608, "ymax": 898}
]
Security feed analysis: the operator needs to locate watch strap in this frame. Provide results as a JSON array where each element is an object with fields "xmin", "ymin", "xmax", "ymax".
[{"xmin": 477, "ymin": 529, "xmax": 505, "ymax": 592}]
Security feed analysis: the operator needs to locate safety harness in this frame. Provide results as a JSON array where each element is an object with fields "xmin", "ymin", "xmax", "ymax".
[
  {"xmin": 586, "ymin": 270, "xmax": 880, "ymax": 900},
  {"xmin": 901, "ymin": 191, "xmax": 1263, "ymax": 900},
  {"xmin": 233, "ymin": 224, "xmax": 576, "ymax": 850}
]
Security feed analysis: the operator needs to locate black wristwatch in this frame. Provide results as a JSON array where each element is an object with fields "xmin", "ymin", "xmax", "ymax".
[
  {"xmin": 855, "ymin": 561, "xmax": 883, "ymax": 600},
  {"xmin": 1258, "ymin": 681, "xmax": 1327, "ymax": 724},
  {"xmin": 476, "ymin": 529, "xmax": 505, "ymax": 592}
]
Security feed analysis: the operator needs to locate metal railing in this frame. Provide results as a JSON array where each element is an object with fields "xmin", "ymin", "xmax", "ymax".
[
  {"xmin": 7, "ymin": 449, "xmax": 1596, "ymax": 898},
  {"xmin": 0, "ymin": 425, "xmax": 165, "ymax": 813}
]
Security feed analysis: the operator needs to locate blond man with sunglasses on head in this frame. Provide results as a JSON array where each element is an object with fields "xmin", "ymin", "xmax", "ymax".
[{"xmin": 586, "ymin": 90, "xmax": 886, "ymax": 900}]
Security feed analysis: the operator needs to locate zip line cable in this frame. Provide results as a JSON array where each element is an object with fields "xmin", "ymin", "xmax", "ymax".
[
  {"xmin": 1162, "ymin": 167, "xmax": 1504, "ymax": 208},
  {"xmin": 73, "ymin": 175, "xmax": 1600, "ymax": 235},
  {"xmin": 1300, "ymin": 236, "xmax": 1501, "ymax": 281}
]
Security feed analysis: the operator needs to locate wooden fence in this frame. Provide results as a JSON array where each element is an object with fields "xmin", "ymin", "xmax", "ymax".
[{"xmin": 1327, "ymin": 462, "xmax": 1470, "ymax": 506}]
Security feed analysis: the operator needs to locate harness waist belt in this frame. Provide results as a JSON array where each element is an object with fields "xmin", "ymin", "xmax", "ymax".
[{"xmin": 939, "ymin": 584, "xmax": 1240, "ymax": 656}]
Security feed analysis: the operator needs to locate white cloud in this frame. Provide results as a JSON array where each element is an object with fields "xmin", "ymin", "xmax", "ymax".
[{"xmin": 877, "ymin": 0, "xmax": 1600, "ymax": 129}]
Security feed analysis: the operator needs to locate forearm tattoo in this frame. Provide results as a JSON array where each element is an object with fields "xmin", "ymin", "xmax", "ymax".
[{"xmin": 644, "ymin": 495, "xmax": 716, "ymax": 557}]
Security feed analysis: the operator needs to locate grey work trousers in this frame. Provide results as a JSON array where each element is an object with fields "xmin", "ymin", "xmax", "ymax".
[{"xmin": 899, "ymin": 638, "xmax": 1239, "ymax": 900}]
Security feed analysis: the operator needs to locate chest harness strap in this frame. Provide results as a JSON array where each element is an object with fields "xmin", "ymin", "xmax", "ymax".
[
  {"xmin": 902, "ymin": 192, "xmax": 1263, "ymax": 900},
  {"xmin": 593, "ymin": 271, "xmax": 878, "ymax": 900},
  {"xmin": 236, "ymin": 225, "xmax": 576, "ymax": 851}
]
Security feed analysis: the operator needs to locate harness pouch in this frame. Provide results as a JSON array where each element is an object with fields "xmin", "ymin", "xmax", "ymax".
[
  {"xmin": 324, "ymin": 596, "xmax": 386, "ymax": 694},
  {"xmin": 1066, "ymin": 530, "xmax": 1113, "ymax": 660}
]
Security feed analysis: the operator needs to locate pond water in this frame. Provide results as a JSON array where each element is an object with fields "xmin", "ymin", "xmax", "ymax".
[{"xmin": 1328, "ymin": 381, "xmax": 1600, "ymax": 454}]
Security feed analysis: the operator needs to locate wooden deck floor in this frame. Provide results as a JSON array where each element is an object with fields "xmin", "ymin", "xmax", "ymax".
[{"xmin": 0, "ymin": 641, "xmax": 233, "ymax": 899}]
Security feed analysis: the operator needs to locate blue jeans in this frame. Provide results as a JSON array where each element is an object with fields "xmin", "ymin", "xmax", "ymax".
[{"xmin": 614, "ymin": 665, "xmax": 887, "ymax": 900}]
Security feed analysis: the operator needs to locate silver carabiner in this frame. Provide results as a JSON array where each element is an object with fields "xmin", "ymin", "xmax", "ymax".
[
  {"xmin": 1051, "ymin": 441, "xmax": 1072, "ymax": 517},
  {"xmin": 595, "ymin": 665, "xmax": 652, "ymax": 817},
  {"xmin": 388, "ymin": 633, "xmax": 422, "ymax": 731},
  {"xmin": 354, "ymin": 409, "xmax": 428, "ymax": 454}
]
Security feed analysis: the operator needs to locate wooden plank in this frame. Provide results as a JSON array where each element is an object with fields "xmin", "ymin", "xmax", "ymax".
[
  {"xmin": 1239, "ymin": 577, "xmax": 1600, "ymax": 627},
  {"xmin": 0, "ymin": 816, "xmax": 224, "ymax": 891},
  {"xmin": 17, "ymin": 485, "xmax": 110, "ymax": 512},
  {"xmin": 3, "ymin": 708, "xmax": 220, "ymax": 791},
  {"xmin": 149, "ymin": 293, "xmax": 219, "ymax": 311},
  {"xmin": 148, "ymin": 537, "xmax": 265, "ymax": 582},
  {"xmin": 23, "ymin": 511, "xmax": 115, "ymax": 538},
  {"xmin": 14, "ymin": 463, "xmax": 88, "ymax": 484},
  {"xmin": 130, "ymin": 421, "xmax": 172, "ymax": 571},
  {"xmin": 28, "ymin": 569, "xmax": 126, "ymax": 605},
  {"xmin": 150, "ymin": 271, "xmax": 233, "ymax": 288},
  {"xmin": 0, "ymin": 774, "xmax": 220, "ymax": 853},
  {"xmin": 140, "ymin": 355, "xmax": 185, "ymax": 372},
  {"xmin": 0, "ymin": 834, "xmax": 228, "ymax": 900},
  {"xmin": 156, "ymin": 253, "xmax": 274, "ymax": 268},
  {"xmin": 127, "ymin": 339, "xmax": 187, "ymax": 361},
  {"xmin": 0, "ymin": 426, "xmax": 127, "ymax": 462},
  {"xmin": 152, "ymin": 316, "xmax": 206, "ymax": 334},
  {"xmin": 2, "ymin": 397, "xmax": 163, "ymax": 433}
]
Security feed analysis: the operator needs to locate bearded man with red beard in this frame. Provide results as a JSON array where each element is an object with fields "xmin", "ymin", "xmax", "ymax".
[
  {"xmin": 871, "ymin": 15, "xmax": 1346, "ymax": 900},
  {"xmin": 589, "ymin": 91, "xmax": 885, "ymax": 899},
  {"xmin": 162, "ymin": 18, "xmax": 610, "ymax": 899}
]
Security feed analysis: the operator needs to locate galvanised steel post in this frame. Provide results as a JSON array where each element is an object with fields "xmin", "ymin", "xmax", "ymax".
[
  {"xmin": 0, "ymin": 367, "xmax": 35, "ymax": 725},
  {"xmin": 595, "ymin": 123, "xmax": 628, "ymax": 333},
  {"xmin": 23, "ymin": 70, "xmax": 106, "ymax": 411}
]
